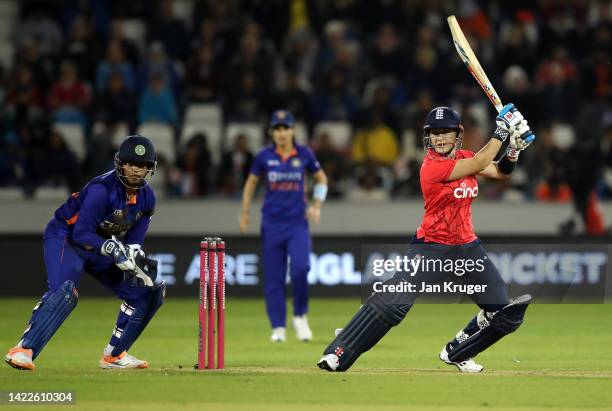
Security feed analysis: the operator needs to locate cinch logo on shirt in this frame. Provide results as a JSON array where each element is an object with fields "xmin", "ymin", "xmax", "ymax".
[
  {"xmin": 267, "ymin": 160, "xmax": 280, "ymax": 166},
  {"xmin": 454, "ymin": 182, "xmax": 478, "ymax": 199}
]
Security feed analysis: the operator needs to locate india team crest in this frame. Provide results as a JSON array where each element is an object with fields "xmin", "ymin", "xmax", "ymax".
[
  {"xmin": 291, "ymin": 158, "xmax": 301, "ymax": 168},
  {"xmin": 135, "ymin": 145, "xmax": 146, "ymax": 155}
]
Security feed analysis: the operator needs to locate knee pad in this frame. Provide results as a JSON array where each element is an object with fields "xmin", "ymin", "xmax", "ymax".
[{"xmin": 368, "ymin": 292, "xmax": 413, "ymax": 326}]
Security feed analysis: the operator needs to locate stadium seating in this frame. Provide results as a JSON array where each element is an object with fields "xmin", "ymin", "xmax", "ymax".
[
  {"xmin": 53, "ymin": 123, "xmax": 86, "ymax": 163},
  {"xmin": 137, "ymin": 122, "xmax": 175, "ymax": 165},
  {"xmin": 182, "ymin": 103, "xmax": 224, "ymax": 164},
  {"xmin": 313, "ymin": 121, "xmax": 352, "ymax": 151},
  {"xmin": 224, "ymin": 122, "xmax": 264, "ymax": 153}
]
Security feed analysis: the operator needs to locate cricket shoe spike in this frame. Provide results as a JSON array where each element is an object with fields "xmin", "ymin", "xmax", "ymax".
[
  {"xmin": 292, "ymin": 315, "xmax": 313, "ymax": 341},
  {"xmin": 100, "ymin": 351, "xmax": 148, "ymax": 369},
  {"xmin": 270, "ymin": 327, "xmax": 286, "ymax": 343},
  {"xmin": 439, "ymin": 344, "xmax": 483, "ymax": 373},
  {"xmin": 4, "ymin": 347, "xmax": 35, "ymax": 370},
  {"xmin": 317, "ymin": 353, "xmax": 340, "ymax": 371}
]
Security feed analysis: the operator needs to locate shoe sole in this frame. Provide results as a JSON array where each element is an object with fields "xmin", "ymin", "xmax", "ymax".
[
  {"xmin": 5, "ymin": 358, "xmax": 35, "ymax": 371},
  {"xmin": 99, "ymin": 361, "xmax": 148, "ymax": 369},
  {"xmin": 439, "ymin": 353, "xmax": 483, "ymax": 373}
]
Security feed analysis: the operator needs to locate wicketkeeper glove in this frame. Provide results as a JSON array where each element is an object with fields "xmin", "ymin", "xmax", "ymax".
[
  {"xmin": 101, "ymin": 236, "xmax": 136, "ymax": 272},
  {"xmin": 125, "ymin": 252, "xmax": 158, "ymax": 287}
]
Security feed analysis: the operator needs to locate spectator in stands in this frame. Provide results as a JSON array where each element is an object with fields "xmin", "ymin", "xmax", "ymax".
[
  {"xmin": 268, "ymin": 69, "xmax": 313, "ymax": 129},
  {"xmin": 139, "ymin": 71, "xmax": 179, "ymax": 127},
  {"xmin": 497, "ymin": 11, "xmax": 539, "ymax": 76},
  {"xmin": 185, "ymin": 44, "xmax": 221, "ymax": 103},
  {"xmin": 173, "ymin": 132, "xmax": 212, "ymax": 197},
  {"xmin": 191, "ymin": 18, "xmax": 225, "ymax": 57},
  {"xmin": 48, "ymin": 61, "xmax": 91, "ymax": 127},
  {"xmin": 282, "ymin": 28, "xmax": 318, "ymax": 87},
  {"xmin": 315, "ymin": 20, "xmax": 348, "ymax": 78},
  {"xmin": 368, "ymin": 23, "xmax": 405, "ymax": 80},
  {"xmin": 136, "ymin": 41, "xmax": 181, "ymax": 98},
  {"xmin": 406, "ymin": 45, "xmax": 447, "ymax": 102},
  {"xmin": 147, "ymin": 0, "xmax": 190, "ymax": 61},
  {"xmin": 94, "ymin": 70, "xmax": 137, "ymax": 132},
  {"xmin": 312, "ymin": 131, "xmax": 346, "ymax": 199},
  {"xmin": 61, "ymin": 15, "xmax": 98, "ymax": 83},
  {"xmin": 43, "ymin": 130, "xmax": 80, "ymax": 192},
  {"xmin": 96, "ymin": 40, "xmax": 135, "ymax": 92},
  {"xmin": 107, "ymin": 18, "xmax": 141, "ymax": 67},
  {"xmin": 217, "ymin": 133, "xmax": 254, "ymax": 197},
  {"xmin": 351, "ymin": 111, "xmax": 399, "ymax": 167},
  {"xmin": 535, "ymin": 46, "xmax": 579, "ymax": 124},
  {"xmin": 312, "ymin": 69, "xmax": 358, "ymax": 123},
  {"xmin": 224, "ymin": 70, "xmax": 264, "ymax": 122},
  {"xmin": 501, "ymin": 66, "xmax": 539, "ymax": 124},
  {"xmin": 228, "ymin": 31, "xmax": 275, "ymax": 94},
  {"xmin": 17, "ymin": 37, "xmax": 53, "ymax": 93},
  {"xmin": 13, "ymin": 9, "xmax": 63, "ymax": 58},
  {"xmin": 5, "ymin": 66, "xmax": 45, "ymax": 131}
]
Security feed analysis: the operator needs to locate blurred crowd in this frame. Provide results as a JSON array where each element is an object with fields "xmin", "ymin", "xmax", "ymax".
[{"xmin": 0, "ymin": 0, "xmax": 610, "ymax": 218}]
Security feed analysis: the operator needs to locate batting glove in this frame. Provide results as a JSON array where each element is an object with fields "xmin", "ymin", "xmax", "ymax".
[
  {"xmin": 101, "ymin": 236, "xmax": 136, "ymax": 272},
  {"xmin": 510, "ymin": 119, "xmax": 535, "ymax": 151},
  {"xmin": 495, "ymin": 103, "xmax": 535, "ymax": 145}
]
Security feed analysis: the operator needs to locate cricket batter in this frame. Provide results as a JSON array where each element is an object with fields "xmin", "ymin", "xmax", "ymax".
[
  {"xmin": 5, "ymin": 135, "xmax": 164, "ymax": 371},
  {"xmin": 240, "ymin": 110, "xmax": 328, "ymax": 342},
  {"xmin": 318, "ymin": 104, "xmax": 534, "ymax": 372}
]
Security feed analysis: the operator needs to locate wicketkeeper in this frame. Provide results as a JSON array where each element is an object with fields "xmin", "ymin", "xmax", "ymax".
[{"xmin": 5, "ymin": 135, "xmax": 164, "ymax": 371}]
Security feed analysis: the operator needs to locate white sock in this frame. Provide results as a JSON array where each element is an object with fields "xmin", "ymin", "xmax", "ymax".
[{"xmin": 104, "ymin": 344, "xmax": 115, "ymax": 356}]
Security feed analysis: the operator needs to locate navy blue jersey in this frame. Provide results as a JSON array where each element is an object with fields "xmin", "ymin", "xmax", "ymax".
[
  {"xmin": 250, "ymin": 144, "xmax": 321, "ymax": 222},
  {"xmin": 49, "ymin": 170, "xmax": 156, "ymax": 251}
]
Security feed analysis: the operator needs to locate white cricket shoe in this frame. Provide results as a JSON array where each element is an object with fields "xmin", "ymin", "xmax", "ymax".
[
  {"xmin": 5, "ymin": 347, "xmax": 35, "ymax": 371},
  {"xmin": 439, "ymin": 345, "xmax": 483, "ymax": 373},
  {"xmin": 292, "ymin": 315, "xmax": 313, "ymax": 341},
  {"xmin": 99, "ymin": 351, "xmax": 148, "ymax": 369},
  {"xmin": 270, "ymin": 327, "xmax": 286, "ymax": 343},
  {"xmin": 334, "ymin": 328, "xmax": 343, "ymax": 337},
  {"xmin": 317, "ymin": 353, "xmax": 340, "ymax": 371}
]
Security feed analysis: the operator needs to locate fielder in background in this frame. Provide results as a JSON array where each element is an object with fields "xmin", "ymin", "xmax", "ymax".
[
  {"xmin": 5, "ymin": 135, "xmax": 164, "ymax": 371},
  {"xmin": 318, "ymin": 104, "xmax": 534, "ymax": 372},
  {"xmin": 240, "ymin": 110, "xmax": 328, "ymax": 342}
]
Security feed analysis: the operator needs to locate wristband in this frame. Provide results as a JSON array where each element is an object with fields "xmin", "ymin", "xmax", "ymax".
[
  {"xmin": 498, "ymin": 151, "xmax": 518, "ymax": 175},
  {"xmin": 313, "ymin": 183, "xmax": 328, "ymax": 202}
]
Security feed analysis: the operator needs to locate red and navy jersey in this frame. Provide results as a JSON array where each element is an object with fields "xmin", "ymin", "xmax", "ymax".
[
  {"xmin": 416, "ymin": 149, "xmax": 478, "ymax": 245},
  {"xmin": 48, "ymin": 170, "xmax": 156, "ymax": 251},
  {"xmin": 251, "ymin": 144, "xmax": 321, "ymax": 222}
]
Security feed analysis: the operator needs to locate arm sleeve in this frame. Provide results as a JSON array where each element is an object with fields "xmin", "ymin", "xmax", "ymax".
[
  {"xmin": 72, "ymin": 184, "xmax": 109, "ymax": 252},
  {"xmin": 249, "ymin": 152, "xmax": 265, "ymax": 177},
  {"xmin": 305, "ymin": 148, "xmax": 322, "ymax": 173},
  {"xmin": 124, "ymin": 190, "xmax": 156, "ymax": 246}
]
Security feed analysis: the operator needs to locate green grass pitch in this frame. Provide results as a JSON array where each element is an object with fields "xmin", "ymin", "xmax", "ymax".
[{"xmin": 1, "ymin": 298, "xmax": 611, "ymax": 410}]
